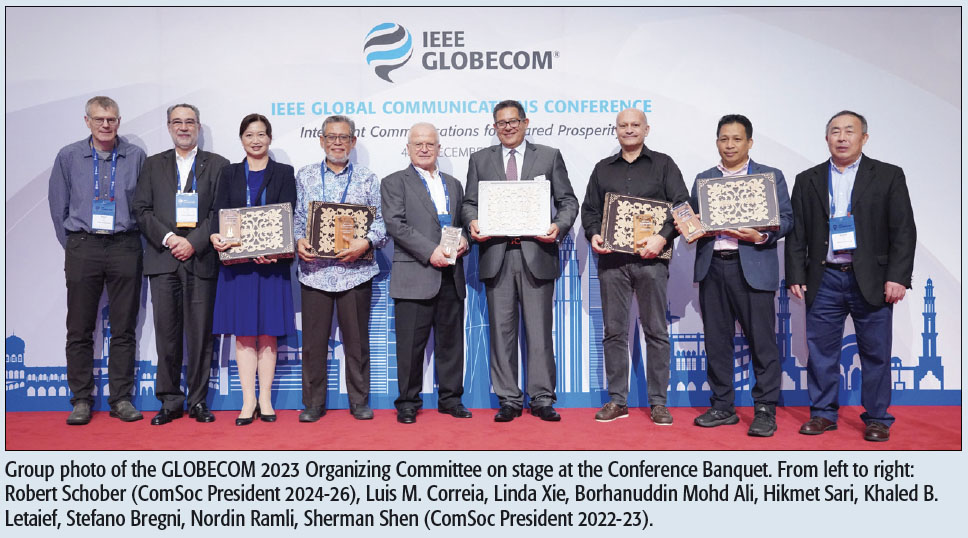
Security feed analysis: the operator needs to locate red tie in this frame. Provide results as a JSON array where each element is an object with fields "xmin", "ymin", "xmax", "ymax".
[{"xmin": 506, "ymin": 149, "xmax": 518, "ymax": 181}]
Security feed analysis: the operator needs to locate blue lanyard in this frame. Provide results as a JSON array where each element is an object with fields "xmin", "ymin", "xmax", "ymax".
[
  {"xmin": 413, "ymin": 164, "xmax": 450, "ymax": 214},
  {"xmin": 176, "ymin": 157, "xmax": 197, "ymax": 193},
  {"xmin": 321, "ymin": 162, "xmax": 354, "ymax": 204},
  {"xmin": 91, "ymin": 143, "xmax": 119, "ymax": 201},
  {"xmin": 243, "ymin": 160, "xmax": 267, "ymax": 207},
  {"xmin": 828, "ymin": 161, "xmax": 853, "ymax": 216}
]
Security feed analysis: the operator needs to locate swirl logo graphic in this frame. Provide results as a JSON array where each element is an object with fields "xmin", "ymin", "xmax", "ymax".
[{"xmin": 363, "ymin": 23, "xmax": 413, "ymax": 83}]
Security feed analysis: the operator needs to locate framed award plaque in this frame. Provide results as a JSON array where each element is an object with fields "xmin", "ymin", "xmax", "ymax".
[
  {"xmin": 218, "ymin": 209, "xmax": 242, "ymax": 247},
  {"xmin": 218, "ymin": 202, "xmax": 295, "ymax": 264},
  {"xmin": 696, "ymin": 172, "xmax": 781, "ymax": 233},
  {"xmin": 478, "ymin": 180, "xmax": 551, "ymax": 237},
  {"xmin": 600, "ymin": 192, "xmax": 673, "ymax": 259},
  {"xmin": 306, "ymin": 201, "xmax": 377, "ymax": 260},
  {"xmin": 439, "ymin": 226, "xmax": 462, "ymax": 265}
]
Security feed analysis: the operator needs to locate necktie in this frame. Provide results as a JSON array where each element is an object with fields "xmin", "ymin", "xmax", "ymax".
[{"xmin": 506, "ymin": 149, "xmax": 518, "ymax": 181}]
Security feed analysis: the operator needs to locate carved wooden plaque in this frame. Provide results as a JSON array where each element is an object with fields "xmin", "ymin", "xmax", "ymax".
[
  {"xmin": 306, "ymin": 201, "xmax": 376, "ymax": 260},
  {"xmin": 600, "ymin": 193, "xmax": 672, "ymax": 259},
  {"xmin": 696, "ymin": 172, "xmax": 780, "ymax": 232},
  {"xmin": 478, "ymin": 180, "xmax": 551, "ymax": 237},
  {"xmin": 218, "ymin": 202, "xmax": 294, "ymax": 264}
]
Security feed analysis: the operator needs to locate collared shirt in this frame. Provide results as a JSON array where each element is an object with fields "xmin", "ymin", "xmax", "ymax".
[
  {"xmin": 48, "ymin": 136, "xmax": 146, "ymax": 248},
  {"xmin": 826, "ymin": 155, "xmax": 862, "ymax": 263},
  {"xmin": 712, "ymin": 159, "xmax": 750, "ymax": 251},
  {"xmin": 501, "ymin": 139, "xmax": 526, "ymax": 180},
  {"xmin": 294, "ymin": 160, "xmax": 389, "ymax": 292},
  {"xmin": 413, "ymin": 165, "xmax": 447, "ymax": 214},
  {"xmin": 175, "ymin": 146, "xmax": 198, "ymax": 192},
  {"xmin": 581, "ymin": 145, "xmax": 689, "ymax": 243}
]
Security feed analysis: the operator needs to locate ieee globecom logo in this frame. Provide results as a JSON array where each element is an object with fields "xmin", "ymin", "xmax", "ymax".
[{"xmin": 363, "ymin": 23, "xmax": 413, "ymax": 83}]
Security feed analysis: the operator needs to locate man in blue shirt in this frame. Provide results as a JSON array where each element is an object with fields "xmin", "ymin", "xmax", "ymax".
[
  {"xmin": 294, "ymin": 115, "xmax": 388, "ymax": 422},
  {"xmin": 48, "ymin": 96, "xmax": 146, "ymax": 425}
]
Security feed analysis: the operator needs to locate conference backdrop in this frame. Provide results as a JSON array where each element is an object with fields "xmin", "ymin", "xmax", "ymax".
[{"xmin": 4, "ymin": 6, "xmax": 960, "ymax": 411}]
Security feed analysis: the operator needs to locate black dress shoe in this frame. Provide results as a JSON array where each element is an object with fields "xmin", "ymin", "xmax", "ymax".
[
  {"xmin": 438, "ymin": 404, "xmax": 472, "ymax": 418},
  {"xmin": 66, "ymin": 402, "xmax": 92, "ymax": 425},
  {"xmin": 260, "ymin": 408, "xmax": 277, "ymax": 423},
  {"xmin": 150, "ymin": 408, "xmax": 183, "ymax": 426},
  {"xmin": 397, "ymin": 408, "xmax": 417, "ymax": 424},
  {"xmin": 188, "ymin": 403, "xmax": 216, "ymax": 423},
  {"xmin": 299, "ymin": 406, "xmax": 326, "ymax": 423},
  {"xmin": 494, "ymin": 405, "xmax": 522, "ymax": 422},
  {"xmin": 236, "ymin": 404, "xmax": 259, "ymax": 426},
  {"xmin": 531, "ymin": 405, "xmax": 561, "ymax": 422}
]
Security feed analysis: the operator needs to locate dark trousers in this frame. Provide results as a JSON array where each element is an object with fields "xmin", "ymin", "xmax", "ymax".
[
  {"xmin": 63, "ymin": 231, "xmax": 142, "ymax": 406},
  {"xmin": 485, "ymin": 249, "xmax": 556, "ymax": 409},
  {"xmin": 806, "ymin": 268, "xmax": 895, "ymax": 426},
  {"xmin": 300, "ymin": 280, "xmax": 372, "ymax": 408},
  {"xmin": 393, "ymin": 268, "xmax": 465, "ymax": 411},
  {"xmin": 599, "ymin": 259, "xmax": 670, "ymax": 406},
  {"xmin": 148, "ymin": 264, "xmax": 216, "ymax": 411},
  {"xmin": 699, "ymin": 256, "xmax": 780, "ymax": 412}
]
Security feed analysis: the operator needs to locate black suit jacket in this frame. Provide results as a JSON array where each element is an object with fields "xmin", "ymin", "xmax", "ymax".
[
  {"xmin": 785, "ymin": 154, "xmax": 916, "ymax": 307},
  {"xmin": 134, "ymin": 148, "xmax": 229, "ymax": 278},
  {"xmin": 211, "ymin": 159, "xmax": 298, "ymax": 263},
  {"xmin": 461, "ymin": 142, "xmax": 579, "ymax": 281},
  {"xmin": 381, "ymin": 166, "xmax": 468, "ymax": 301}
]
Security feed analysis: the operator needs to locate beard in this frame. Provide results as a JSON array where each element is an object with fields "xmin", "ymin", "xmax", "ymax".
[{"xmin": 326, "ymin": 155, "xmax": 349, "ymax": 165}]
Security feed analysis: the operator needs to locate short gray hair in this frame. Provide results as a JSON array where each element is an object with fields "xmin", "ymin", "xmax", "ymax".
[
  {"xmin": 167, "ymin": 103, "xmax": 200, "ymax": 123},
  {"xmin": 408, "ymin": 122, "xmax": 439, "ymax": 144},
  {"xmin": 85, "ymin": 96, "xmax": 119, "ymax": 117},
  {"xmin": 323, "ymin": 115, "xmax": 355, "ymax": 135},
  {"xmin": 826, "ymin": 110, "xmax": 868, "ymax": 134}
]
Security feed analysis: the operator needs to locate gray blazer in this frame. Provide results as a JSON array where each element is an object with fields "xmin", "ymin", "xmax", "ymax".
[
  {"xmin": 461, "ymin": 142, "xmax": 579, "ymax": 281},
  {"xmin": 381, "ymin": 165, "xmax": 468, "ymax": 300},
  {"xmin": 691, "ymin": 159, "xmax": 794, "ymax": 291}
]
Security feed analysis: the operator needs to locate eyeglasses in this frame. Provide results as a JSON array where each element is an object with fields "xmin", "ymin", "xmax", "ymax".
[
  {"xmin": 323, "ymin": 134, "xmax": 353, "ymax": 143},
  {"xmin": 495, "ymin": 118, "xmax": 522, "ymax": 129},
  {"xmin": 169, "ymin": 119, "xmax": 198, "ymax": 127},
  {"xmin": 409, "ymin": 143, "xmax": 438, "ymax": 150},
  {"xmin": 88, "ymin": 117, "xmax": 119, "ymax": 126}
]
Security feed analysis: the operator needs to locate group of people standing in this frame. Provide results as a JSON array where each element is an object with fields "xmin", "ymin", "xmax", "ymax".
[{"xmin": 48, "ymin": 97, "xmax": 915, "ymax": 442}]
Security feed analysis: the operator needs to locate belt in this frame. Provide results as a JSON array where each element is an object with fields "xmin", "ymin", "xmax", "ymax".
[
  {"xmin": 506, "ymin": 237, "xmax": 521, "ymax": 249},
  {"xmin": 825, "ymin": 262, "xmax": 853, "ymax": 272},
  {"xmin": 70, "ymin": 230, "xmax": 140, "ymax": 238},
  {"xmin": 713, "ymin": 249, "xmax": 739, "ymax": 260}
]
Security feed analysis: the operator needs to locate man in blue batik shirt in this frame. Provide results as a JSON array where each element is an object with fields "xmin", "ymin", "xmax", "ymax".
[{"xmin": 294, "ymin": 115, "xmax": 388, "ymax": 423}]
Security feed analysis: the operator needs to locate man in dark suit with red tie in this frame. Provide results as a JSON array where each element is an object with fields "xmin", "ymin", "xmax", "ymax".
[
  {"xmin": 786, "ymin": 110, "xmax": 916, "ymax": 442},
  {"xmin": 133, "ymin": 104, "xmax": 228, "ymax": 425},
  {"xmin": 462, "ymin": 100, "xmax": 579, "ymax": 422}
]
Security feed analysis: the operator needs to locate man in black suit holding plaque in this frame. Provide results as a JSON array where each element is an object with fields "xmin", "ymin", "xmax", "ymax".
[
  {"xmin": 786, "ymin": 111, "xmax": 916, "ymax": 442},
  {"xmin": 581, "ymin": 108, "xmax": 689, "ymax": 425},
  {"xmin": 381, "ymin": 123, "xmax": 471, "ymax": 424},
  {"xmin": 462, "ymin": 100, "xmax": 579, "ymax": 422},
  {"xmin": 134, "ymin": 104, "xmax": 228, "ymax": 425},
  {"xmin": 681, "ymin": 114, "xmax": 793, "ymax": 437}
]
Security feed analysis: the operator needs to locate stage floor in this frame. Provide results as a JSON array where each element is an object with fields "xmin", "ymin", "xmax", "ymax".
[{"xmin": 5, "ymin": 405, "xmax": 960, "ymax": 451}]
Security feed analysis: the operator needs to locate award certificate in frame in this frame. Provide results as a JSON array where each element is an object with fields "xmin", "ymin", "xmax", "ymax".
[
  {"xmin": 218, "ymin": 202, "xmax": 295, "ymax": 264},
  {"xmin": 478, "ymin": 180, "xmax": 551, "ymax": 237},
  {"xmin": 696, "ymin": 172, "xmax": 781, "ymax": 233},
  {"xmin": 306, "ymin": 201, "xmax": 377, "ymax": 260},
  {"xmin": 600, "ymin": 192, "xmax": 673, "ymax": 259}
]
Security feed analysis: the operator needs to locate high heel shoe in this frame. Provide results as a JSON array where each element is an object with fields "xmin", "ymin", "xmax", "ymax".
[
  {"xmin": 235, "ymin": 404, "xmax": 260, "ymax": 426},
  {"xmin": 259, "ymin": 403, "xmax": 277, "ymax": 423}
]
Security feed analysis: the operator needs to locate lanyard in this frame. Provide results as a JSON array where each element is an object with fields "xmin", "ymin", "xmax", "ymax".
[
  {"xmin": 413, "ymin": 164, "xmax": 450, "ymax": 214},
  {"xmin": 91, "ymin": 143, "xmax": 119, "ymax": 201},
  {"xmin": 828, "ymin": 161, "xmax": 853, "ymax": 216},
  {"xmin": 243, "ymin": 160, "xmax": 267, "ymax": 207},
  {"xmin": 176, "ymin": 157, "xmax": 198, "ymax": 193},
  {"xmin": 321, "ymin": 162, "xmax": 354, "ymax": 204}
]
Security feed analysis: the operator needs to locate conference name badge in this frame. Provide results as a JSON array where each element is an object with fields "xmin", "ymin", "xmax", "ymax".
[
  {"xmin": 830, "ymin": 215, "xmax": 857, "ymax": 252},
  {"xmin": 91, "ymin": 200, "xmax": 116, "ymax": 233},
  {"xmin": 175, "ymin": 193, "xmax": 199, "ymax": 228}
]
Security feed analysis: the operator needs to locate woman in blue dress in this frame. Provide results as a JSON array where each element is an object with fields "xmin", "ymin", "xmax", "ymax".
[{"xmin": 210, "ymin": 114, "xmax": 296, "ymax": 425}]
